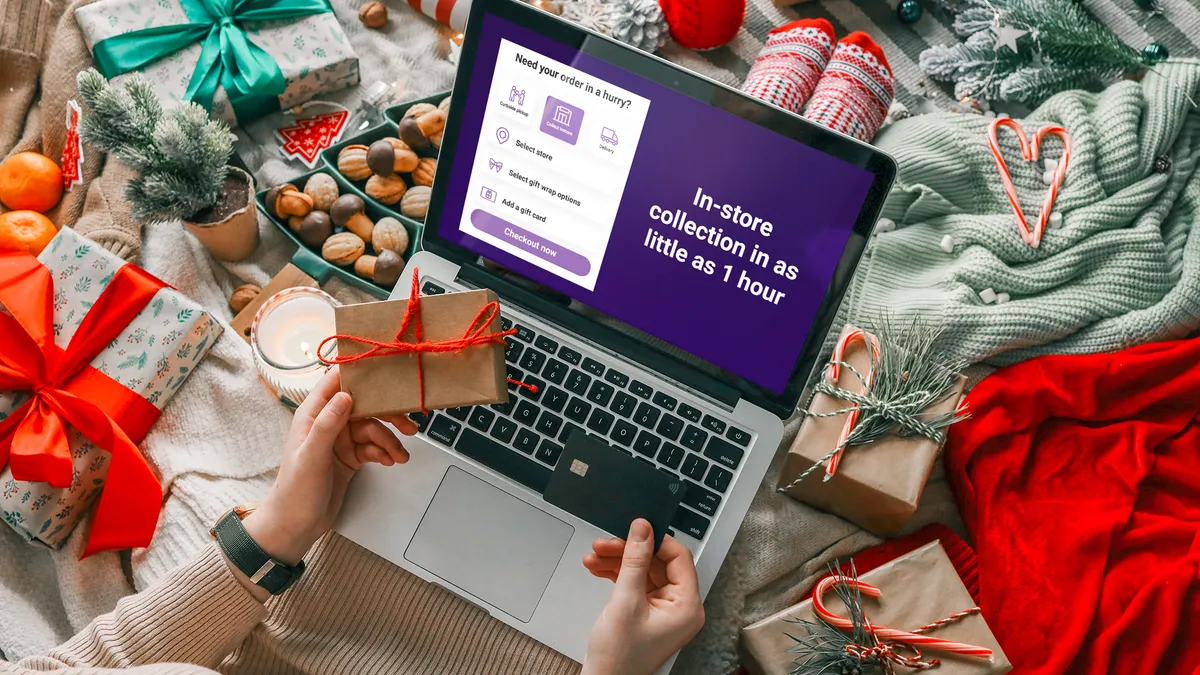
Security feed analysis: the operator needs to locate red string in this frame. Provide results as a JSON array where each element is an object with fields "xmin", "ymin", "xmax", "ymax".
[{"xmin": 318, "ymin": 268, "xmax": 536, "ymax": 413}]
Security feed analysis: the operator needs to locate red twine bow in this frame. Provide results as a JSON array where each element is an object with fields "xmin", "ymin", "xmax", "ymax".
[
  {"xmin": 318, "ymin": 268, "xmax": 533, "ymax": 413},
  {"xmin": 0, "ymin": 251, "xmax": 165, "ymax": 557}
]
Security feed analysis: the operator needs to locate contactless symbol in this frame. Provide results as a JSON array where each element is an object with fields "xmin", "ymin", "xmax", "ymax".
[
  {"xmin": 667, "ymin": 481, "xmax": 682, "ymax": 496},
  {"xmin": 481, "ymin": 186, "xmax": 497, "ymax": 202},
  {"xmin": 496, "ymin": 127, "xmax": 510, "ymax": 144},
  {"xmin": 570, "ymin": 459, "xmax": 589, "ymax": 477}
]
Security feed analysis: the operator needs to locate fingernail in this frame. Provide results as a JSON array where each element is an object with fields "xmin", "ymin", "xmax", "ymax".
[
  {"xmin": 329, "ymin": 392, "xmax": 351, "ymax": 415},
  {"xmin": 629, "ymin": 519, "xmax": 650, "ymax": 543}
]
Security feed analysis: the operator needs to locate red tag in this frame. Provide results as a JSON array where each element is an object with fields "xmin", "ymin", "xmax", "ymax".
[
  {"xmin": 62, "ymin": 101, "xmax": 85, "ymax": 191},
  {"xmin": 276, "ymin": 110, "xmax": 349, "ymax": 168}
]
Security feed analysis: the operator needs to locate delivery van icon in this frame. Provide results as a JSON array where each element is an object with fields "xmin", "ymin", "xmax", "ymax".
[{"xmin": 600, "ymin": 127, "xmax": 618, "ymax": 146}]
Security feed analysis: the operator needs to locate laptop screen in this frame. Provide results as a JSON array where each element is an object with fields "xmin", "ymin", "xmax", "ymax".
[{"xmin": 437, "ymin": 13, "xmax": 876, "ymax": 395}]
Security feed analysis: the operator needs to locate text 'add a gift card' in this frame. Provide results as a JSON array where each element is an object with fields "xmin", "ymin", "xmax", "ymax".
[{"xmin": 543, "ymin": 434, "xmax": 684, "ymax": 551}]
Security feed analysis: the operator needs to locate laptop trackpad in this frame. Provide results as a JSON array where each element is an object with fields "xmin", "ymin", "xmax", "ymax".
[{"xmin": 404, "ymin": 466, "xmax": 574, "ymax": 622}]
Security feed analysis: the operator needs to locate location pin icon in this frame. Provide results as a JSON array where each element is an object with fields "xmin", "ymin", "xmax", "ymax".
[{"xmin": 497, "ymin": 127, "xmax": 510, "ymax": 143}]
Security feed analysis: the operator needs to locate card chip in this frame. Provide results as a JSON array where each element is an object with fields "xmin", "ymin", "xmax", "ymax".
[{"xmin": 570, "ymin": 459, "xmax": 589, "ymax": 477}]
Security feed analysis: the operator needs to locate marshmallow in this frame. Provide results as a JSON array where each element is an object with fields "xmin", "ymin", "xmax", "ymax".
[
  {"xmin": 1048, "ymin": 211, "xmax": 1063, "ymax": 228},
  {"xmin": 875, "ymin": 217, "xmax": 896, "ymax": 233},
  {"xmin": 996, "ymin": 292, "xmax": 1011, "ymax": 304},
  {"xmin": 940, "ymin": 234, "xmax": 955, "ymax": 253},
  {"xmin": 979, "ymin": 287, "xmax": 998, "ymax": 304}
]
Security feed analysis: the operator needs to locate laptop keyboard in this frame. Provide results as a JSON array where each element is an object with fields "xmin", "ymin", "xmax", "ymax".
[{"xmin": 411, "ymin": 280, "xmax": 754, "ymax": 543}]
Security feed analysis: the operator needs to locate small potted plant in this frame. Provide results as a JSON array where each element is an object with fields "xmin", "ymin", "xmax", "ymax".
[{"xmin": 76, "ymin": 69, "xmax": 259, "ymax": 261}]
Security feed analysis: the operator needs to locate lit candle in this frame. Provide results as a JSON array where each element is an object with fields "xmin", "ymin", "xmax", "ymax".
[{"xmin": 251, "ymin": 288, "xmax": 339, "ymax": 405}]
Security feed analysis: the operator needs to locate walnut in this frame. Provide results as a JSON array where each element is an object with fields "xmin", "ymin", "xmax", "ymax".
[
  {"xmin": 412, "ymin": 157, "xmax": 437, "ymax": 187},
  {"xmin": 365, "ymin": 174, "xmax": 408, "ymax": 205},
  {"xmin": 358, "ymin": 1, "xmax": 387, "ymax": 28},
  {"xmin": 229, "ymin": 284, "xmax": 262, "ymax": 313},
  {"xmin": 372, "ymin": 217, "xmax": 410, "ymax": 255},
  {"xmin": 322, "ymin": 232, "xmax": 366, "ymax": 266},
  {"xmin": 337, "ymin": 144, "xmax": 372, "ymax": 181},
  {"xmin": 303, "ymin": 173, "xmax": 340, "ymax": 212},
  {"xmin": 400, "ymin": 186, "xmax": 431, "ymax": 220}
]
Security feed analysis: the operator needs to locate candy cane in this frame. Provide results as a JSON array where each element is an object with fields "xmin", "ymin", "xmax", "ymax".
[
  {"xmin": 1032, "ymin": 125, "xmax": 1071, "ymax": 243},
  {"xmin": 987, "ymin": 118, "xmax": 1072, "ymax": 249},
  {"xmin": 824, "ymin": 328, "xmax": 881, "ymax": 479},
  {"xmin": 812, "ymin": 576, "xmax": 995, "ymax": 660}
]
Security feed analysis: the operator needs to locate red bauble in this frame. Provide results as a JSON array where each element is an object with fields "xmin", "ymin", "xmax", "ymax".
[{"xmin": 659, "ymin": 0, "xmax": 745, "ymax": 51}]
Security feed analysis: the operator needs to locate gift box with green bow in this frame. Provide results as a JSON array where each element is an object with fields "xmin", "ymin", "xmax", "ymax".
[{"xmin": 76, "ymin": 0, "xmax": 359, "ymax": 127}]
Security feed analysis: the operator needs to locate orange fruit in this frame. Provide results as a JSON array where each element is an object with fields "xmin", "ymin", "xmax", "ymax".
[
  {"xmin": 0, "ymin": 210, "xmax": 58, "ymax": 256},
  {"xmin": 0, "ymin": 152, "xmax": 64, "ymax": 213}
]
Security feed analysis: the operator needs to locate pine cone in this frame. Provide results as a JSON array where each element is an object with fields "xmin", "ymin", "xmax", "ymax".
[
  {"xmin": 609, "ymin": 0, "xmax": 667, "ymax": 53},
  {"xmin": 561, "ymin": 0, "xmax": 614, "ymax": 34}
]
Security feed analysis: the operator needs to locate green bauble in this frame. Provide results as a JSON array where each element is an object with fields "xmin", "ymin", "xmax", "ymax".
[
  {"xmin": 1133, "ymin": 0, "xmax": 1156, "ymax": 7},
  {"xmin": 1142, "ymin": 42, "xmax": 1169, "ymax": 64},
  {"xmin": 897, "ymin": 0, "xmax": 923, "ymax": 24}
]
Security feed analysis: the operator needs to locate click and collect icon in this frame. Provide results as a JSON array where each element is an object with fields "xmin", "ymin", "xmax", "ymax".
[
  {"xmin": 496, "ymin": 127, "xmax": 510, "ymax": 144},
  {"xmin": 481, "ymin": 186, "xmax": 498, "ymax": 202}
]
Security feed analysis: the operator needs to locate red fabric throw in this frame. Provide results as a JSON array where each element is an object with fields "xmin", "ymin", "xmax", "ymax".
[{"xmin": 945, "ymin": 338, "xmax": 1200, "ymax": 675}]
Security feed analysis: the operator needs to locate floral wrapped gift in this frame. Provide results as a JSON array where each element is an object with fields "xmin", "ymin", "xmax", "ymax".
[
  {"xmin": 0, "ymin": 228, "xmax": 222, "ymax": 556},
  {"xmin": 76, "ymin": 0, "xmax": 359, "ymax": 126}
]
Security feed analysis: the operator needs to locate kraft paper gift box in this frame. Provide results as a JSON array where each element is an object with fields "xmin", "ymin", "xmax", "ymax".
[
  {"xmin": 778, "ymin": 326, "xmax": 967, "ymax": 536},
  {"xmin": 0, "ymin": 228, "xmax": 222, "ymax": 551},
  {"xmin": 741, "ymin": 541, "xmax": 1011, "ymax": 675},
  {"xmin": 335, "ymin": 290, "xmax": 509, "ymax": 418},
  {"xmin": 76, "ymin": 0, "xmax": 359, "ymax": 126}
]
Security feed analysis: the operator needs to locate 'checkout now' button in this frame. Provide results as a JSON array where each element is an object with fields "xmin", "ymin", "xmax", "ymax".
[{"xmin": 471, "ymin": 209, "xmax": 591, "ymax": 276}]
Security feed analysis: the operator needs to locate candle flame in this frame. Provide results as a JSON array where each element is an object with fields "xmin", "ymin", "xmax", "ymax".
[{"xmin": 301, "ymin": 341, "xmax": 313, "ymax": 359}]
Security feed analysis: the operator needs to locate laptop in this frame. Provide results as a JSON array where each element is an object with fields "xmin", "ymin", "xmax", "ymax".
[{"xmin": 334, "ymin": 0, "xmax": 896, "ymax": 667}]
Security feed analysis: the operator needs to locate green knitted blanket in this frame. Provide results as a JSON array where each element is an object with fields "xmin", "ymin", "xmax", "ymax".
[{"xmin": 841, "ymin": 60, "xmax": 1200, "ymax": 367}]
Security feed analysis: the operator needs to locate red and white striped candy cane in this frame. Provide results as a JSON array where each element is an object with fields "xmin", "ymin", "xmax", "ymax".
[
  {"xmin": 812, "ymin": 575, "xmax": 995, "ymax": 660},
  {"xmin": 987, "ymin": 117, "xmax": 1072, "ymax": 249},
  {"xmin": 824, "ymin": 328, "xmax": 881, "ymax": 479},
  {"xmin": 1031, "ymin": 125, "xmax": 1071, "ymax": 243},
  {"xmin": 408, "ymin": 0, "xmax": 471, "ymax": 32}
]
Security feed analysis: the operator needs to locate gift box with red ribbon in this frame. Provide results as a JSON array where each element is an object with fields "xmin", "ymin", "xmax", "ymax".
[{"xmin": 0, "ymin": 228, "xmax": 221, "ymax": 556}]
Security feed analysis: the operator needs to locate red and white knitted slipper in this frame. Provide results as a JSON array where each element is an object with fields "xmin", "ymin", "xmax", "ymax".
[
  {"xmin": 802, "ymin": 32, "xmax": 895, "ymax": 142},
  {"xmin": 741, "ymin": 19, "xmax": 835, "ymax": 113}
]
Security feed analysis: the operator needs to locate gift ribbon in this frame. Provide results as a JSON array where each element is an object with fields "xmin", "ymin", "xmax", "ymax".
[
  {"xmin": 90, "ymin": 0, "xmax": 334, "ymax": 121},
  {"xmin": 0, "ymin": 252, "xmax": 165, "ymax": 557},
  {"xmin": 812, "ymin": 574, "xmax": 993, "ymax": 670},
  {"xmin": 318, "ymin": 268, "xmax": 533, "ymax": 414}
]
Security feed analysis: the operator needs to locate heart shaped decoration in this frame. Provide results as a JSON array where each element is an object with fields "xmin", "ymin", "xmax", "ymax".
[{"xmin": 987, "ymin": 117, "xmax": 1072, "ymax": 249}]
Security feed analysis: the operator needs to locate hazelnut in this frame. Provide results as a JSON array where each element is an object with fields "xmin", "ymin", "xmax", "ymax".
[
  {"xmin": 358, "ymin": 0, "xmax": 387, "ymax": 28},
  {"xmin": 367, "ymin": 137, "xmax": 419, "ymax": 176},
  {"xmin": 276, "ymin": 188, "xmax": 314, "ymax": 218},
  {"xmin": 265, "ymin": 184, "xmax": 299, "ymax": 219},
  {"xmin": 304, "ymin": 173, "xmax": 340, "ymax": 212},
  {"xmin": 330, "ymin": 194, "xmax": 374, "ymax": 241},
  {"xmin": 398, "ymin": 116, "xmax": 431, "ymax": 153},
  {"xmin": 365, "ymin": 173, "xmax": 408, "ymax": 205},
  {"xmin": 372, "ymin": 217, "xmax": 410, "ymax": 255},
  {"xmin": 412, "ymin": 157, "xmax": 437, "ymax": 187},
  {"xmin": 373, "ymin": 249, "xmax": 405, "ymax": 288},
  {"xmin": 229, "ymin": 284, "xmax": 262, "ymax": 313},
  {"xmin": 355, "ymin": 254, "xmax": 377, "ymax": 278},
  {"xmin": 403, "ymin": 103, "xmax": 437, "ymax": 120},
  {"xmin": 295, "ymin": 211, "xmax": 333, "ymax": 248},
  {"xmin": 337, "ymin": 144, "xmax": 372, "ymax": 181}
]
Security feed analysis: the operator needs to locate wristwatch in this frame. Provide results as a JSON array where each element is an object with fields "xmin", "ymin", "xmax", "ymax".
[{"xmin": 211, "ymin": 505, "xmax": 305, "ymax": 595}]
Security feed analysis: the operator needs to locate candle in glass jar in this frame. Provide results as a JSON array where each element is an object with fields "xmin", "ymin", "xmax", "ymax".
[{"xmin": 251, "ymin": 288, "xmax": 339, "ymax": 405}]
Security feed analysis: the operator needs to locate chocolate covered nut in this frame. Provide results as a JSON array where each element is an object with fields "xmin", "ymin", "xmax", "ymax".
[
  {"xmin": 398, "ymin": 116, "xmax": 430, "ymax": 153},
  {"xmin": 337, "ymin": 144, "xmax": 372, "ymax": 180},
  {"xmin": 367, "ymin": 138, "xmax": 419, "ymax": 176},
  {"xmin": 276, "ymin": 189, "xmax": 314, "ymax": 218},
  {"xmin": 296, "ymin": 211, "xmax": 333, "ymax": 248},
  {"xmin": 403, "ymin": 103, "xmax": 437, "ymax": 119},
  {"xmin": 365, "ymin": 174, "xmax": 407, "ymax": 205},
  {"xmin": 354, "ymin": 254, "xmax": 377, "ymax": 278},
  {"xmin": 373, "ymin": 249, "xmax": 405, "ymax": 287},
  {"xmin": 265, "ymin": 183, "xmax": 299, "ymax": 219},
  {"xmin": 331, "ymin": 194, "xmax": 374, "ymax": 241},
  {"xmin": 415, "ymin": 109, "xmax": 446, "ymax": 138}
]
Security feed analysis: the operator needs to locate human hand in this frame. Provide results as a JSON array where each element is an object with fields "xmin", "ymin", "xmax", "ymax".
[
  {"xmin": 580, "ymin": 519, "xmax": 705, "ymax": 675},
  {"xmin": 242, "ymin": 367, "xmax": 417, "ymax": 566}
]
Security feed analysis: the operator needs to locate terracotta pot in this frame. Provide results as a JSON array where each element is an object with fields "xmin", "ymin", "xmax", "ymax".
[{"xmin": 183, "ymin": 167, "xmax": 260, "ymax": 262}]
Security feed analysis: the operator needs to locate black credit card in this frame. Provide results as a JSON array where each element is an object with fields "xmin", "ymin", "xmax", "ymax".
[{"xmin": 543, "ymin": 434, "xmax": 684, "ymax": 551}]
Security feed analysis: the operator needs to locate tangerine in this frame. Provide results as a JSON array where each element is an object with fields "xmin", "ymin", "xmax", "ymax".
[
  {"xmin": 0, "ymin": 210, "xmax": 58, "ymax": 256},
  {"xmin": 0, "ymin": 152, "xmax": 64, "ymax": 213}
]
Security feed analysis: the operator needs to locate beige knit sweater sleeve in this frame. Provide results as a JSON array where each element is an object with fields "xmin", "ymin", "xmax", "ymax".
[{"xmin": 0, "ymin": 545, "xmax": 266, "ymax": 675}]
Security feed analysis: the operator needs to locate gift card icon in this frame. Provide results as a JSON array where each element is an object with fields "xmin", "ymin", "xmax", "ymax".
[{"xmin": 481, "ymin": 186, "xmax": 498, "ymax": 202}]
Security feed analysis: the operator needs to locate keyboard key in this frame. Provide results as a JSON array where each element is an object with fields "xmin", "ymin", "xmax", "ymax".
[
  {"xmin": 656, "ymin": 414, "xmax": 683, "ymax": 441},
  {"xmin": 681, "ymin": 453, "xmax": 708, "ymax": 481},
  {"xmin": 456, "ymin": 428, "xmax": 551, "ymax": 493},
  {"xmin": 559, "ymin": 422, "xmax": 584, "ymax": 444},
  {"xmin": 565, "ymin": 397, "xmax": 592, "ymax": 424},
  {"xmin": 468, "ymin": 407, "xmax": 495, "ymax": 432},
  {"xmin": 504, "ymin": 337, "xmax": 524, "ymax": 364},
  {"xmin": 672, "ymin": 506, "xmax": 711, "ymax": 539},
  {"xmin": 535, "ymin": 411, "xmax": 563, "ymax": 437},
  {"xmin": 704, "ymin": 437, "xmax": 745, "ymax": 470},
  {"xmin": 491, "ymin": 398, "xmax": 515, "ymax": 415},
  {"xmin": 652, "ymin": 392, "xmax": 678, "ymax": 411},
  {"xmin": 610, "ymin": 420, "xmax": 637, "ymax": 446},
  {"xmin": 633, "ymin": 402, "xmax": 661, "ymax": 429},
  {"xmin": 514, "ymin": 428, "xmax": 539, "ymax": 454},
  {"xmin": 514, "ymin": 400, "xmax": 539, "ymax": 426},
  {"xmin": 513, "ymin": 325, "xmax": 536, "ymax": 342},
  {"xmin": 446, "ymin": 406, "xmax": 471, "ymax": 421},
  {"xmin": 586, "ymin": 381, "xmax": 615, "ymax": 407},
  {"xmin": 629, "ymin": 380, "xmax": 653, "ymax": 399},
  {"xmin": 587, "ymin": 408, "xmax": 615, "ymax": 435},
  {"xmin": 501, "ymin": 317, "xmax": 512, "ymax": 331},
  {"xmin": 566, "ymin": 370, "xmax": 592, "ymax": 396},
  {"xmin": 506, "ymin": 365, "xmax": 523, "ymax": 390},
  {"xmin": 542, "ymin": 359, "xmax": 569, "ymax": 384},
  {"xmin": 519, "ymin": 375, "xmax": 545, "ymax": 401},
  {"xmin": 681, "ymin": 426, "xmax": 708, "ymax": 452},
  {"xmin": 633, "ymin": 431, "xmax": 661, "ymax": 458},
  {"xmin": 519, "ymin": 349, "xmax": 547, "ymax": 374},
  {"xmin": 427, "ymin": 415, "xmax": 462, "ymax": 446},
  {"xmin": 421, "ymin": 281, "xmax": 445, "ymax": 295},
  {"xmin": 581, "ymin": 357, "xmax": 605, "ymax": 377},
  {"xmin": 677, "ymin": 403, "xmax": 702, "ymax": 423},
  {"xmin": 543, "ymin": 386, "xmax": 569, "ymax": 413},
  {"xmin": 658, "ymin": 443, "xmax": 684, "ymax": 469},
  {"xmin": 682, "ymin": 480, "xmax": 721, "ymax": 516},
  {"xmin": 704, "ymin": 465, "xmax": 733, "ymax": 493},
  {"xmin": 726, "ymin": 426, "xmax": 752, "ymax": 447},
  {"xmin": 536, "ymin": 439, "xmax": 564, "ymax": 466},
  {"xmin": 604, "ymin": 369, "xmax": 629, "ymax": 387},
  {"xmin": 535, "ymin": 336, "xmax": 559, "ymax": 353},
  {"xmin": 611, "ymin": 392, "xmax": 638, "ymax": 418},
  {"xmin": 558, "ymin": 346, "xmax": 582, "ymax": 365},
  {"xmin": 702, "ymin": 415, "xmax": 727, "ymax": 434},
  {"xmin": 490, "ymin": 417, "xmax": 517, "ymax": 443},
  {"xmin": 411, "ymin": 412, "xmax": 430, "ymax": 433}
]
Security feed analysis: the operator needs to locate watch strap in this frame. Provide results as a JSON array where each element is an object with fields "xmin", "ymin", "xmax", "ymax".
[{"xmin": 213, "ymin": 509, "xmax": 305, "ymax": 595}]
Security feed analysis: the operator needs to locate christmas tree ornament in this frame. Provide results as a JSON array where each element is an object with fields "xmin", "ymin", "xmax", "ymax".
[
  {"xmin": 1133, "ymin": 0, "xmax": 1156, "ymax": 8},
  {"xmin": 987, "ymin": 116, "xmax": 1072, "ymax": 249},
  {"xmin": 802, "ymin": 32, "xmax": 895, "ymax": 142},
  {"xmin": 1153, "ymin": 155, "xmax": 1171, "ymax": 173},
  {"xmin": 897, "ymin": 0, "xmax": 923, "ymax": 24},
  {"xmin": 659, "ymin": 0, "xmax": 745, "ymax": 51},
  {"xmin": 993, "ymin": 23, "xmax": 1028, "ymax": 53},
  {"xmin": 61, "ymin": 101, "xmax": 84, "ymax": 192},
  {"xmin": 275, "ymin": 107, "xmax": 350, "ymax": 168},
  {"xmin": 1142, "ymin": 42, "xmax": 1169, "ymax": 63},
  {"xmin": 561, "ymin": 0, "xmax": 614, "ymax": 33},
  {"xmin": 741, "ymin": 19, "xmax": 835, "ymax": 114},
  {"xmin": 609, "ymin": 0, "xmax": 668, "ymax": 52}
]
